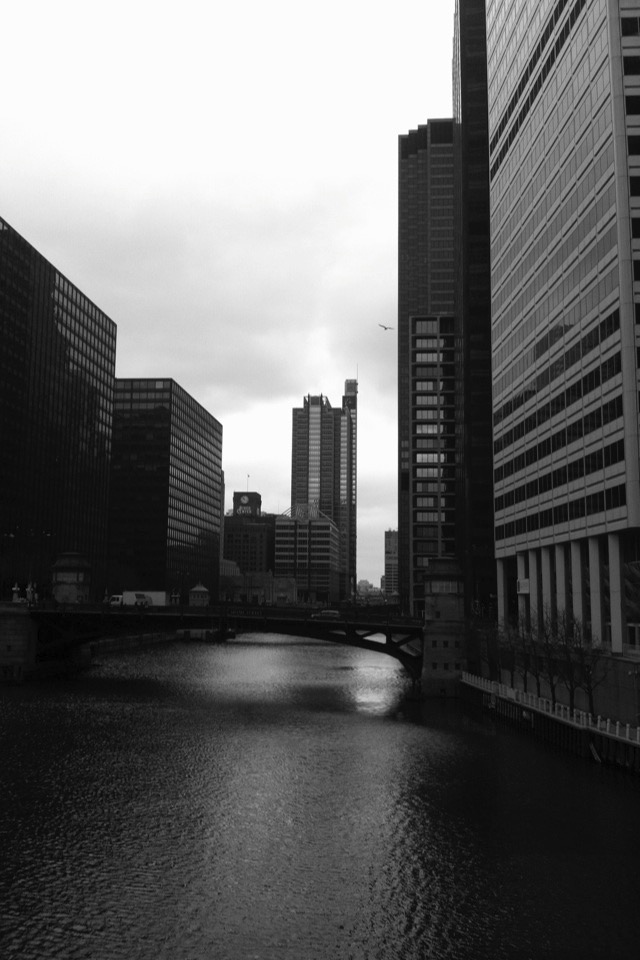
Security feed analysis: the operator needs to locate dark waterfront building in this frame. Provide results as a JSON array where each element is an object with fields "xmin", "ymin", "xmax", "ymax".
[
  {"xmin": 397, "ymin": 2, "xmax": 495, "ymax": 638},
  {"xmin": 290, "ymin": 381, "xmax": 357, "ymax": 600},
  {"xmin": 486, "ymin": 0, "xmax": 640, "ymax": 655},
  {"xmin": 108, "ymin": 378, "xmax": 223, "ymax": 601},
  {"xmin": 453, "ymin": 0, "xmax": 496, "ymax": 617},
  {"xmin": 397, "ymin": 119, "xmax": 460, "ymax": 620},
  {"xmin": 223, "ymin": 491, "xmax": 276, "ymax": 575},
  {"xmin": 0, "ymin": 215, "xmax": 116, "ymax": 600}
]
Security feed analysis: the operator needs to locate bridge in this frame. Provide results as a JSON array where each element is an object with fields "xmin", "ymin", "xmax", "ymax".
[
  {"xmin": 219, "ymin": 608, "xmax": 424, "ymax": 682},
  {"xmin": 12, "ymin": 604, "xmax": 425, "ymax": 684}
]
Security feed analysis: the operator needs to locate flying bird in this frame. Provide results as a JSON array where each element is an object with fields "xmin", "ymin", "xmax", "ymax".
[{"xmin": 379, "ymin": 324, "xmax": 394, "ymax": 330}]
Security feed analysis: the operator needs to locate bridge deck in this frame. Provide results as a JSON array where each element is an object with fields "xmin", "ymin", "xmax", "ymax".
[{"xmin": 27, "ymin": 606, "xmax": 425, "ymax": 680}]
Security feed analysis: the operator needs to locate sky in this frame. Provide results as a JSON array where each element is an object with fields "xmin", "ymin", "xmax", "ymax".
[{"xmin": 2, "ymin": 0, "xmax": 457, "ymax": 585}]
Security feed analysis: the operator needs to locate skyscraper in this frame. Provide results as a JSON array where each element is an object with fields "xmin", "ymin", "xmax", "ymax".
[
  {"xmin": 384, "ymin": 529, "xmax": 399, "ymax": 598},
  {"xmin": 108, "ymin": 378, "xmax": 223, "ymax": 601},
  {"xmin": 0, "ymin": 215, "xmax": 116, "ymax": 600},
  {"xmin": 290, "ymin": 381, "xmax": 357, "ymax": 599},
  {"xmin": 454, "ymin": 0, "xmax": 496, "ymax": 615},
  {"xmin": 397, "ymin": 119, "xmax": 459, "ymax": 618},
  {"xmin": 486, "ymin": 0, "xmax": 640, "ymax": 652}
]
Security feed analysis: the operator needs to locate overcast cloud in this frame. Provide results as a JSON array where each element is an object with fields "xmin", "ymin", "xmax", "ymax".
[{"xmin": 3, "ymin": 0, "xmax": 456, "ymax": 583}]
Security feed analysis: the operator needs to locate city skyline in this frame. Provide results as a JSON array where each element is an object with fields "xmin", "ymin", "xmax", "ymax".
[{"xmin": 0, "ymin": 0, "xmax": 457, "ymax": 585}]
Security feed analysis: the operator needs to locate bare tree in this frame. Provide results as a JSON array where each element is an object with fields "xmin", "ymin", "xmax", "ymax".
[
  {"xmin": 497, "ymin": 621, "xmax": 517, "ymax": 687},
  {"xmin": 524, "ymin": 630, "xmax": 544, "ymax": 697},
  {"xmin": 553, "ymin": 610, "xmax": 583, "ymax": 712},
  {"xmin": 478, "ymin": 619, "xmax": 502, "ymax": 681},
  {"xmin": 539, "ymin": 607, "xmax": 562, "ymax": 708},
  {"xmin": 571, "ymin": 619, "xmax": 611, "ymax": 718},
  {"xmin": 511, "ymin": 619, "xmax": 533, "ymax": 693}
]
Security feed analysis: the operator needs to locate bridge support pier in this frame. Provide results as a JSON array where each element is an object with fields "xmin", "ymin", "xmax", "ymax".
[
  {"xmin": 0, "ymin": 605, "xmax": 37, "ymax": 682},
  {"xmin": 420, "ymin": 619, "xmax": 463, "ymax": 698}
]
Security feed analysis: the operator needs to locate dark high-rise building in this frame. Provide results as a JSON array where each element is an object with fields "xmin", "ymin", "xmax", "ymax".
[
  {"xmin": 397, "ymin": 3, "xmax": 495, "ymax": 630},
  {"xmin": 384, "ymin": 529, "xmax": 399, "ymax": 598},
  {"xmin": 486, "ymin": 0, "xmax": 640, "ymax": 654},
  {"xmin": 453, "ymin": 0, "xmax": 495, "ymax": 614},
  {"xmin": 0, "ymin": 215, "xmax": 116, "ymax": 600},
  {"xmin": 341, "ymin": 379, "xmax": 358, "ymax": 601},
  {"xmin": 290, "ymin": 382, "xmax": 357, "ymax": 599},
  {"xmin": 108, "ymin": 378, "xmax": 223, "ymax": 600},
  {"xmin": 397, "ymin": 119, "xmax": 459, "ymax": 618},
  {"xmin": 224, "ymin": 491, "xmax": 276, "ymax": 575}
]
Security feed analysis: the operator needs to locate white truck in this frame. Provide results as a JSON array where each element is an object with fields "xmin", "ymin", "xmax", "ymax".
[
  {"xmin": 109, "ymin": 592, "xmax": 149, "ymax": 608},
  {"xmin": 142, "ymin": 591, "xmax": 169, "ymax": 607}
]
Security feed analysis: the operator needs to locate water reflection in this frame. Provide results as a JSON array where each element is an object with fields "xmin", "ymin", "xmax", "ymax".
[{"xmin": 1, "ymin": 635, "xmax": 639, "ymax": 960}]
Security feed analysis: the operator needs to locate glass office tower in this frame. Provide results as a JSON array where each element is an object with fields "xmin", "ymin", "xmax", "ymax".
[
  {"xmin": 487, "ymin": 0, "xmax": 640, "ymax": 652},
  {"xmin": 109, "ymin": 379, "xmax": 223, "ymax": 601},
  {"xmin": 290, "ymin": 382, "xmax": 357, "ymax": 600},
  {"xmin": 0, "ymin": 215, "xmax": 116, "ymax": 600}
]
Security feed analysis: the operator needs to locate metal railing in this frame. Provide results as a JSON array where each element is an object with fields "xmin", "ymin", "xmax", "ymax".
[{"xmin": 461, "ymin": 671, "xmax": 640, "ymax": 745}]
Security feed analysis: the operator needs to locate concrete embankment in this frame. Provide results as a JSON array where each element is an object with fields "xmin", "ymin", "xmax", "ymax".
[
  {"xmin": 25, "ymin": 632, "xmax": 175, "ymax": 678},
  {"xmin": 86, "ymin": 631, "xmax": 175, "ymax": 658},
  {"xmin": 0, "ymin": 603, "xmax": 176, "ymax": 681},
  {"xmin": 460, "ymin": 673, "xmax": 640, "ymax": 775}
]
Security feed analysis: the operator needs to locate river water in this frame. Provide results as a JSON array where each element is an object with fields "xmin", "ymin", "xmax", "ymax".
[{"xmin": 1, "ymin": 635, "xmax": 639, "ymax": 960}]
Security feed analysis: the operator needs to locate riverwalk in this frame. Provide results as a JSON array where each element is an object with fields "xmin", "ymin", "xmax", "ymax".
[{"xmin": 461, "ymin": 671, "xmax": 640, "ymax": 772}]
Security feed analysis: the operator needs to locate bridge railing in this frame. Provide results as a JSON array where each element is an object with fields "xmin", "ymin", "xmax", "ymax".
[{"xmin": 461, "ymin": 672, "xmax": 640, "ymax": 745}]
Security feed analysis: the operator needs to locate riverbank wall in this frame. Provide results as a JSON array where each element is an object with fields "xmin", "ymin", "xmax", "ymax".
[
  {"xmin": 460, "ymin": 672, "xmax": 640, "ymax": 774},
  {"xmin": 26, "ymin": 631, "xmax": 175, "ymax": 679},
  {"xmin": 0, "ymin": 602, "xmax": 177, "ymax": 681},
  {"xmin": 85, "ymin": 631, "xmax": 174, "ymax": 658},
  {"xmin": 0, "ymin": 606, "xmax": 37, "ymax": 682}
]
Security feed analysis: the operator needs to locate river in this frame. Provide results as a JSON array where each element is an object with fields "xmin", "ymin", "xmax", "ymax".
[{"xmin": 1, "ymin": 634, "xmax": 639, "ymax": 960}]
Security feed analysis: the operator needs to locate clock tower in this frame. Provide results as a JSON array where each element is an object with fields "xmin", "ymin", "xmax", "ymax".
[{"xmin": 232, "ymin": 491, "xmax": 262, "ymax": 518}]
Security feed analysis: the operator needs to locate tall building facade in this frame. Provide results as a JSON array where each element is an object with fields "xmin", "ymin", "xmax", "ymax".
[
  {"xmin": 275, "ymin": 506, "xmax": 340, "ymax": 603},
  {"xmin": 384, "ymin": 529, "xmax": 399, "ymax": 598},
  {"xmin": 453, "ymin": 0, "xmax": 496, "ymax": 614},
  {"xmin": 0, "ymin": 215, "xmax": 116, "ymax": 600},
  {"xmin": 224, "ymin": 491, "xmax": 276, "ymax": 574},
  {"xmin": 290, "ymin": 382, "xmax": 357, "ymax": 599},
  {"xmin": 487, "ymin": 0, "xmax": 640, "ymax": 652},
  {"xmin": 397, "ymin": 120, "xmax": 459, "ymax": 618},
  {"xmin": 108, "ymin": 379, "xmax": 223, "ymax": 601}
]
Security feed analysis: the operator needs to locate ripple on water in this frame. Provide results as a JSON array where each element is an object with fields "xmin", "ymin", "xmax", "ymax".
[{"xmin": 2, "ymin": 639, "xmax": 640, "ymax": 960}]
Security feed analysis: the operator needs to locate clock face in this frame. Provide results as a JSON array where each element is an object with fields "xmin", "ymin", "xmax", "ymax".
[{"xmin": 241, "ymin": 495, "xmax": 249, "ymax": 504}]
